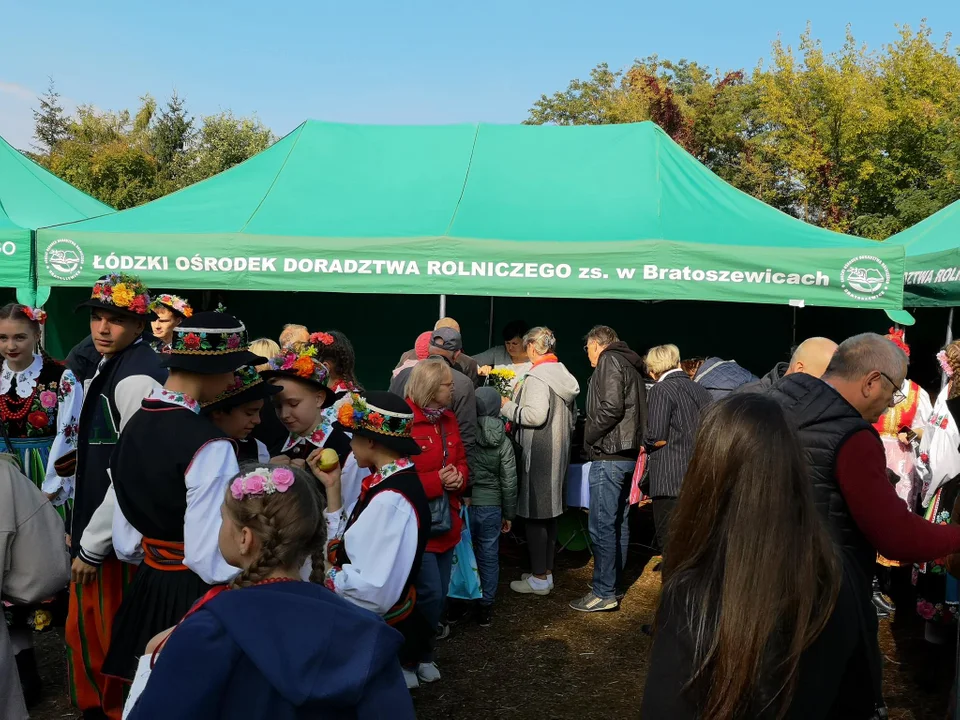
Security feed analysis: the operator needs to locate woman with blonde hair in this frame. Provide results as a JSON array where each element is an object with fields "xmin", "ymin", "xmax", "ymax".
[
  {"xmin": 404, "ymin": 358, "xmax": 467, "ymax": 685},
  {"xmin": 644, "ymin": 344, "xmax": 712, "ymax": 562},
  {"xmin": 502, "ymin": 327, "xmax": 580, "ymax": 596}
]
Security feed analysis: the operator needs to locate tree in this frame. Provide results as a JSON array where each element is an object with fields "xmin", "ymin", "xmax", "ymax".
[
  {"xmin": 185, "ymin": 112, "xmax": 275, "ymax": 184},
  {"xmin": 151, "ymin": 91, "xmax": 195, "ymax": 191},
  {"xmin": 32, "ymin": 78, "xmax": 69, "ymax": 156}
]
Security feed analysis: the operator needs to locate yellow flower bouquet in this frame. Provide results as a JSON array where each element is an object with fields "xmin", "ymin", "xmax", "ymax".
[{"xmin": 488, "ymin": 368, "xmax": 516, "ymax": 398}]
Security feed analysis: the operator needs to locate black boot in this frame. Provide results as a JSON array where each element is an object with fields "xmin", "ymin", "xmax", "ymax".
[{"xmin": 15, "ymin": 648, "xmax": 42, "ymax": 708}]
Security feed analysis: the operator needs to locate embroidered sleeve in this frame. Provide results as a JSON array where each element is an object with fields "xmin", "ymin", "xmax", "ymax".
[{"xmin": 43, "ymin": 369, "xmax": 83, "ymax": 503}]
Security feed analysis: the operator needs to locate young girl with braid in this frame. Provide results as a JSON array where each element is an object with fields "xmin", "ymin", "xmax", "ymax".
[{"xmin": 123, "ymin": 463, "xmax": 414, "ymax": 720}]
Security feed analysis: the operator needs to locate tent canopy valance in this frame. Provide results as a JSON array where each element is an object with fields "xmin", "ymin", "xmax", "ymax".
[
  {"xmin": 886, "ymin": 199, "xmax": 960, "ymax": 307},
  {"xmin": 0, "ymin": 134, "xmax": 111, "ymax": 288},
  {"xmin": 36, "ymin": 121, "xmax": 904, "ymax": 309}
]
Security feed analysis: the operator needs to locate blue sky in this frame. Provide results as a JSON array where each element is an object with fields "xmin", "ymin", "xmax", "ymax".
[{"xmin": 1, "ymin": 1, "xmax": 957, "ymax": 151}]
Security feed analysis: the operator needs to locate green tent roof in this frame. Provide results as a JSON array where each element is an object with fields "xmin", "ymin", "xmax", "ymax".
[
  {"xmin": 0, "ymin": 134, "xmax": 112, "ymax": 287},
  {"xmin": 886, "ymin": 199, "xmax": 960, "ymax": 307},
  {"xmin": 36, "ymin": 121, "xmax": 904, "ymax": 309}
]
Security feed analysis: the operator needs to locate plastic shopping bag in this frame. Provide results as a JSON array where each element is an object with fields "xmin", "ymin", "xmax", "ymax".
[{"xmin": 447, "ymin": 506, "xmax": 482, "ymax": 600}]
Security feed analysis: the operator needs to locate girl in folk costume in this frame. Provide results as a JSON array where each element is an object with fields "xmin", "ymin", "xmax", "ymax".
[
  {"xmin": 103, "ymin": 311, "xmax": 265, "ymax": 682},
  {"xmin": 873, "ymin": 329, "xmax": 933, "ymax": 513},
  {"xmin": 203, "ymin": 367, "xmax": 282, "ymax": 464},
  {"xmin": 262, "ymin": 337, "xmax": 366, "ymax": 511},
  {"xmin": 314, "ymin": 329, "xmax": 363, "ymax": 400},
  {"xmin": 913, "ymin": 342, "xmax": 960, "ymax": 635},
  {"xmin": 148, "ymin": 294, "xmax": 192, "ymax": 354},
  {"xmin": 0, "ymin": 304, "xmax": 82, "ymax": 511},
  {"xmin": 308, "ymin": 391, "xmax": 430, "ymax": 690},
  {"xmin": 124, "ymin": 464, "xmax": 414, "ymax": 720},
  {"xmin": 0, "ymin": 304, "xmax": 82, "ymax": 706}
]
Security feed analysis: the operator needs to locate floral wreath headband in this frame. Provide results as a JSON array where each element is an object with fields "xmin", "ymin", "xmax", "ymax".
[
  {"xmin": 150, "ymin": 294, "xmax": 193, "ymax": 318},
  {"xmin": 230, "ymin": 466, "xmax": 296, "ymax": 500},
  {"xmin": 938, "ymin": 350, "xmax": 955, "ymax": 378},
  {"xmin": 92, "ymin": 273, "xmax": 152, "ymax": 316},
  {"xmin": 204, "ymin": 366, "xmax": 266, "ymax": 407},
  {"xmin": 334, "ymin": 392, "xmax": 414, "ymax": 438},
  {"xmin": 20, "ymin": 306, "xmax": 47, "ymax": 325},
  {"xmin": 885, "ymin": 327, "xmax": 910, "ymax": 357},
  {"xmin": 267, "ymin": 339, "xmax": 329, "ymax": 386},
  {"xmin": 171, "ymin": 323, "xmax": 249, "ymax": 356}
]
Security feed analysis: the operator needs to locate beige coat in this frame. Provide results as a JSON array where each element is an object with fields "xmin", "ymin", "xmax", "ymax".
[{"xmin": 0, "ymin": 454, "xmax": 71, "ymax": 720}]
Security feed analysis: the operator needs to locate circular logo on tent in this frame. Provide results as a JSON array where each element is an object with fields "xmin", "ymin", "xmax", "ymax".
[
  {"xmin": 44, "ymin": 239, "xmax": 85, "ymax": 281},
  {"xmin": 841, "ymin": 255, "xmax": 890, "ymax": 301}
]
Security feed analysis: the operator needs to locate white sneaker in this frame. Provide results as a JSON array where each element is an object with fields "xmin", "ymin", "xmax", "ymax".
[
  {"xmin": 521, "ymin": 572, "xmax": 554, "ymax": 589},
  {"xmin": 510, "ymin": 576, "xmax": 551, "ymax": 595},
  {"xmin": 417, "ymin": 662, "xmax": 441, "ymax": 684},
  {"xmin": 403, "ymin": 668, "xmax": 420, "ymax": 689}
]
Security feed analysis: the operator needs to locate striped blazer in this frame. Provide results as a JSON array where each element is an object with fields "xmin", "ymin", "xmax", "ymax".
[{"xmin": 644, "ymin": 370, "xmax": 713, "ymax": 498}]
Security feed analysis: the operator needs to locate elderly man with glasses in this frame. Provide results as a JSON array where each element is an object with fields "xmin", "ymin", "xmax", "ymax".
[{"xmin": 768, "ymin": 332, "xmax": 960, "ymax": 718}]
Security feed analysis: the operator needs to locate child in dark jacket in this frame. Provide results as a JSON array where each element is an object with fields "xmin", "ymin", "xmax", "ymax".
[{"xmin": 471, "ymin": 388, "xmax": 518, "ymax": 627}]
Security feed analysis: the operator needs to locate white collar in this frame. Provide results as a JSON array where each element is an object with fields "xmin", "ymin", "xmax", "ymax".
[
  {"xmin": 658, "ymin": 368, "xmax": 684, "ymax": 383},
  {"xmin": 0, "ymin": 354, "xmax": 43, "ymax": 398}
]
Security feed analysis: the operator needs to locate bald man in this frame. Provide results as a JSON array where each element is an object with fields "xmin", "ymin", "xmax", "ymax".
[
  {"xmin": 737, "ymin": 337, "xmax": 837, "ymax": 394},
  {"xmin": 770, "ymin": 333, "xmax": 960, "ymax": 716},
  {"xmin": 394, "ymin": 317, "xmax": 481, "ymax": 387}
]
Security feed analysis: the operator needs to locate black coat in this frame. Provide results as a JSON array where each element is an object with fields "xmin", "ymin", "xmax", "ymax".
[
  {"xmin": 644, "ymin": 370, "xmax": 712, "ymax": 498},
  {"xmin": 583, "ymin": 342, "xmax": 647, "ymax": 460}
]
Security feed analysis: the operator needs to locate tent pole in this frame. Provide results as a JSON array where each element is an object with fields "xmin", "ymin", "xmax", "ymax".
[
  {"xmin": 488, "ymin": 297, "xmax": 495, "ymax": 349},
  {"xmin": 439, "ymin": 294, "xmax": 447, "ymax": 321},
  {"xmin": 792, "ymin": 307, "xmax": 797, "ymax": 347},
  {"xmin": 944, "ymin": 308, "xmax": 955, "ymax": 391}
]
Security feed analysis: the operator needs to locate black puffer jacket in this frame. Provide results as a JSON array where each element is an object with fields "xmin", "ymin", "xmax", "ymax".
[
  {"xmin": 735, "ymin": 361, "xmax": 788, "ymax": 395},
  {"xmin": 584, "ymin": 342, "xmax": 647, "ymax": 460}
]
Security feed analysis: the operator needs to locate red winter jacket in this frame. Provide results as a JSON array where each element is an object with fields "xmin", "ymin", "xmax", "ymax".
[{"xmin": 408, "ymin": 401, "xmax": 468, "ymax": 554}]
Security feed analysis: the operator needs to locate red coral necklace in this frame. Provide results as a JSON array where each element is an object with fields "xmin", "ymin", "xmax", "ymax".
[{"xmin": 0, "ymin": 389, "xmax": 35, "ymax": 421}]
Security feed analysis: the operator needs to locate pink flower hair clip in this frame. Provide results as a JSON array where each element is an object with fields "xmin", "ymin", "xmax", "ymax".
[
  {"xmin": 21, "ymin": 306, "xmax": 47, "ymax": 325},
  {"xmin": 230, "ymin": 466, "xmax": 296, "ymax": 500},
  {"xmin": 938, "ymin": 350, "xmax": 954, "ymax": 378}
]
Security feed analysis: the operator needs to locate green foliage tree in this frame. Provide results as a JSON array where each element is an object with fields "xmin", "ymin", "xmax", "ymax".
[
  {"xmin": 151, "ymin": 91, "xmax": 195, "ymax": 191},
  {"xmin": 32, "ymin": 78, "xmax": 69, "ymax": 156},
  {"xmin": 184, "ymin": 112, "xmax": 275, "ymax": 184},
  {"xmin": 527, "ymin": 23, "xmax": 960, "ymax": 238}
]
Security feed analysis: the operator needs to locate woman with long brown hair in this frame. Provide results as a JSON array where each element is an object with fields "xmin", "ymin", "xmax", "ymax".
[{"xmin": 642, "ymin": 393, "xmax": 872, "ymax": 719}]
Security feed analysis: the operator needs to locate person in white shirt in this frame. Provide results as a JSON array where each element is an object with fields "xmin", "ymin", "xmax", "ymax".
[{"xmin": 102, "ymin": 310, "xmax": 265, "ymax": 683}]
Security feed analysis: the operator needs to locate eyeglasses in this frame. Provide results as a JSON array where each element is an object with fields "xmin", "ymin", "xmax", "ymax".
[{"xmin": 878, "ymin": 371, "xmax": 906, "ymax": 405}]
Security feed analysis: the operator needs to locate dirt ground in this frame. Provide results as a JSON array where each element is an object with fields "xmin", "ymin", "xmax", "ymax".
[{"xmin": 28, "ymin": 510, "xmax": 955, "ymax": 719}]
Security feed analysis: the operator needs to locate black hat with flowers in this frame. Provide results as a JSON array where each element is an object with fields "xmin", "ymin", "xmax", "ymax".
[
  {"xmin": 202, "ymin": 366, "xmax": 281, "ymax": 414},
  {"xmin": 76, "ymin": 274, "xmax": 154, "ymax": 320},
  {"xmin": 332, "ymin": 391, "xmax": 420, "ymax": 456},
  {"xmin": 162, "ymin": 311, "xmax": 266, "ymax": 374}
]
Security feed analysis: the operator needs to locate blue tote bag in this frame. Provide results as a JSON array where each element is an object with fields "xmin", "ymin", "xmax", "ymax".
[{"xmin": 447, "ymin": 506, "xmax": 482, "ymax": 600}]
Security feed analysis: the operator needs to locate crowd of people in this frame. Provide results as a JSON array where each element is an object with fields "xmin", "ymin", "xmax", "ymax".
[{"xmin": 3, "ymin": 272, "xmax": 960, "ymax": 718}]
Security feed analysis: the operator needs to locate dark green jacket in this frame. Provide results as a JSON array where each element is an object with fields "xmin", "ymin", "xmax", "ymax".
[{"xmin": 471, "ymin": 416, "xmax": 518, "ymax": 520}]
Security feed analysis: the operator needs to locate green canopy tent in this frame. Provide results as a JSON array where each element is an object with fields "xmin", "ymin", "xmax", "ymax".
[
  {"xmin": 887, "ymin": 198, "xmax": 960, "ymax": 307},
  {"xmin": 0, "ymin": 133, "xmax": 112, "ymax": 300},
  {"xmin": 35, "ymin": 121, "xmax": 905, "ymax": 310}
]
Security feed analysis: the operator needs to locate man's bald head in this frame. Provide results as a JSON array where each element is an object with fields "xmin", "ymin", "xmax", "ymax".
[
  {"xmin": 786, "ymin": 337, "xmax": 838, "ymax": 379},
  {"xmin": 435, "ymin": 317, "xmax": 461, "ymax": 333}
]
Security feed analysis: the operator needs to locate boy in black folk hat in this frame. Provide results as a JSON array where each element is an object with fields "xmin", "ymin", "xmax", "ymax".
[
  {"xmin": 65, "ymin": 273, "xmax": 167, "ymax": 720},
  {"xmin": 102, "ymin": 311, "xmax": 265, "ymax": 682},
  {"xmin": 203, "ymin": 366, "xmax": 282, "ymax": 464},
  {"xmin": 308, "ymin": 391, "xmax": 431, "ymax": 689}
]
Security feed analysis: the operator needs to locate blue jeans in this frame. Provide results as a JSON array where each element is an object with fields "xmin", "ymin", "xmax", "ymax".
[
  {"xmin": 469, "ymin": 506, "xmax": 502, "ymax": 606},
  {"xmin": 416, "ymin": 548, "xmax": 454, "ymax": 662},
  {"xmin": 588, "ymin": 460, "xmax": 634, "ymax": 599}
]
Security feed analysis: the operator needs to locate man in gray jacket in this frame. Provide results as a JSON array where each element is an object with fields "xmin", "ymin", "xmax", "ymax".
[{"xmin": 390, "ymin": 328, "xmax": 477, "ymax": 461}]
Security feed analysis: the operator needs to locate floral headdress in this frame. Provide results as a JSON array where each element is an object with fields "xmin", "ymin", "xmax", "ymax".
[
  {"xmin": 309, "ymin": 331, "xmax": 335, "ymax": 346},
  {"xmin": 91, "ymin": 273, "xmax": 152, "ymax": 316},
  {"xmin": 20, "ymin": 306, "xmax": 47, "ymax": 325},
  {"xmin": 884, "ymin": 327, "xmax": 910, "ymax": 357},
  {"xmin": 150, "ymin": 293, "xmax": 193, "ymax": 318},
  {"xmin": 203, "ymin": 366, "xmax": 268, "ymax": 407},
  {"xmin": 230, "ymin": 466, "xmax": 296, "ymax": 500},
  {"xmin": 171, "ymin": 320, "xmax": 250, "ymax": 356},
  {"xmin": 333, "ymin": 392, "xmax": 414, "ymax": 438},
  {"xmin": 938, "ymin": 350, "xmax": 954, "ymax": 378},
  {"xmin": 266, "ymin": 339, "xmax": 329, "ymax": 386}
]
